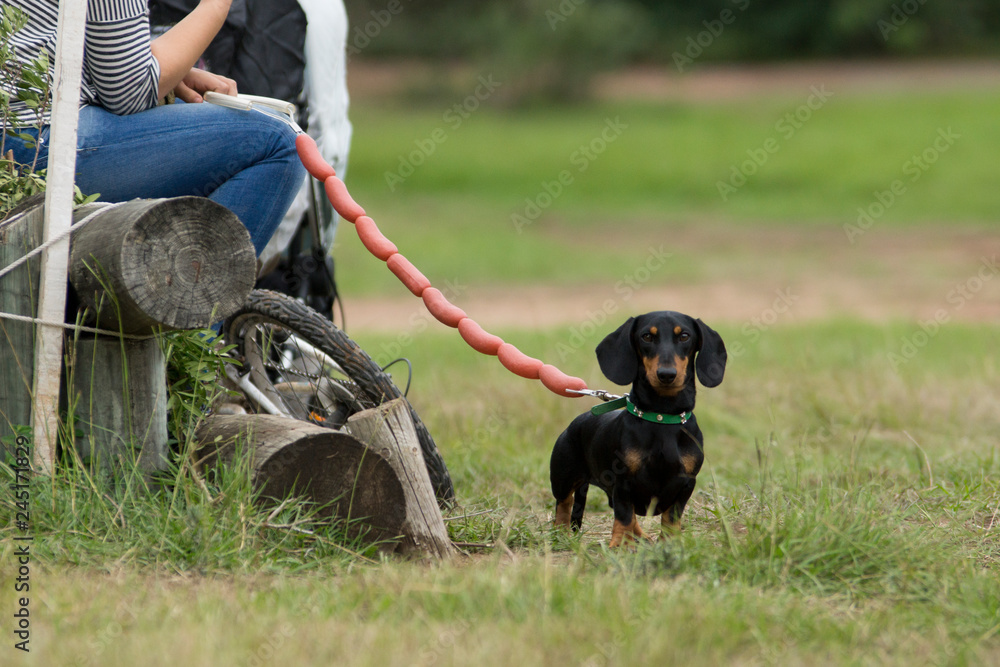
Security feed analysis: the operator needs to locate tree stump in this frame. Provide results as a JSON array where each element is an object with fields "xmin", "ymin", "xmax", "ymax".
[
  {"xmin": 347, "ymin": 399, "xmax": 456, "ymax": 559},
  {"xmin": 70, "ymin": 334, "xmax": 168, "ymax": 473},
  {"xmin": 69, "ymin": 197, "xmax": 256, "ymax": 334},
  {"xmin": 196, "ymin": 414, "xmax": 407, "ymax": 547}
]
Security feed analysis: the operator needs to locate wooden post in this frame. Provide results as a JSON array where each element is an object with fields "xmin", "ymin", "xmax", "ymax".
[
  {"xmin": 196, "ymin": 414, "xmax": 407, "ymax": 547},
  {"xmin": 70, "ymin": 335, "xmax": 168, "ymax": 473},
  {"xmin": 0, "ymin": 200, "xmax": 43, "ymax": 456},
  {"xmin": 347, "ymin": 399, "xmax": 456, "ymax": 559},
  {"xmin": 1, "ymin": 197, "xmax": 256, "ymax": 466},
  {"xmin": 33, "ymin": 0, "xmax": 89, "ymax": 471}
]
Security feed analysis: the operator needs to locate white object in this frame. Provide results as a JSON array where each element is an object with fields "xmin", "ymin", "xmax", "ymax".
[
  {"xmin": 33, "ymin": 0, "xmax": 88, "ymax": 472},
  {"xmin": 204, "ymin": 91, "xmax": 302, "ymax": 134},
  {"xmin": 258, "ymin": 0, "xmax": 353, "ymax": 269},
  {"xmin": 203, "ymin": 91, "xmax": 297, "ymax": 117}
]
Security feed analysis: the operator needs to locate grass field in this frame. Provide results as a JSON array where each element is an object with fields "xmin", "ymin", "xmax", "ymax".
[
  {"xmin": 2, "ymin": 69, "xmax": 999, "ymax": 666},
  {"xmin": 334, "ymin": 85, "xmax": 999, "ymax": 295}
]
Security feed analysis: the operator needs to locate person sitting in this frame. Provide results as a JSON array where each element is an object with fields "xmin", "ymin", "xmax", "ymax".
[{"xmin": 3, "ymin": 0, "xmax": 306, "ymax": 256}]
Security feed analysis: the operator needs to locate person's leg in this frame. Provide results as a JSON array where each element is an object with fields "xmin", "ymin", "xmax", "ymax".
[
  {"xmin": 4, "ymin": 125, "xmax": 49, "ymax": 173},
  {"xmin": 73, "ymin": 103, "xmax": 306, "ymax": 255}
]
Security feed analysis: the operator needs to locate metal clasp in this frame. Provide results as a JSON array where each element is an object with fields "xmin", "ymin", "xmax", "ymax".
[{"xmin": 566, "ymin": 388, "xmax": 622, "ymax": 402}]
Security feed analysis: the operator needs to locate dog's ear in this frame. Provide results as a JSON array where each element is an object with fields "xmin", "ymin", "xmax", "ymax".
[
  {"xmin": 694, "ymin": 319, "xmax": 727, "ymax": 388},
  {"xmin": 595, "ymin": 317, "xmax": 637, "ymax": 385}
]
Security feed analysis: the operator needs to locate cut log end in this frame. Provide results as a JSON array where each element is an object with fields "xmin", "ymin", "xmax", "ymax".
[
  {"xmin": 70, "ymin": 197, "xmax": 256, "ymax": 334},
  {"xmin": 347, "ymin": 399, "xmax": 457, "ymax": 560},
  {"xmin": 196, "ymin": 415, "xmax": 408, "ymax": 549},
  {"xmin": 254, "ymin": 432, "xmax": 407, "ymax": 545}
]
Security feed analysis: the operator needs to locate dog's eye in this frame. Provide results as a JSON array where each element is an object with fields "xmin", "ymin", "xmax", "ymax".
[
  {"xmin": 640, "ymin": 333, "xmax": 654, "ymax": 343},
  {"xmin": 678, "ymin": 332, "xmax": 691, "ymax": 342}
]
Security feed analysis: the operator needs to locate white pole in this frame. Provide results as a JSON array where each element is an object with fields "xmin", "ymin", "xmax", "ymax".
[{"xmin": 32, "ymin": 0, "xmax": 87, "ymax": 472}]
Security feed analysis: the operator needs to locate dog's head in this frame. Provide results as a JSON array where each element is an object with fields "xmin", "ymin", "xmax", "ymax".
[{"xmin": 595, "ymin": 312, "xmax": 727, "ymax": 394}]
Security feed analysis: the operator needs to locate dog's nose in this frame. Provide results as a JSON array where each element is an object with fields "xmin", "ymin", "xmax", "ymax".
[{"xmin": 657, "ymin": 367, "xmax": 678, "ymax": 384}]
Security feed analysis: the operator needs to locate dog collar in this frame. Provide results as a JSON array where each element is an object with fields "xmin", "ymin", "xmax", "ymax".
[{"xmin": 590, "ymin": 394, "xmax": 691, "ymax": 425}]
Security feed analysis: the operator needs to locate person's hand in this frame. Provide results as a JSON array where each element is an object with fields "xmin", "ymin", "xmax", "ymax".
[{"xmin": 173, "ymin": 68, "xmax": 238, "ymax": 103}]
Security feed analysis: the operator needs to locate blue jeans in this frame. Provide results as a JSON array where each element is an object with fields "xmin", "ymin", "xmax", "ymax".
[{"xmin": 8, "ymin": 102, "xmax": 306, "ymax": 256}]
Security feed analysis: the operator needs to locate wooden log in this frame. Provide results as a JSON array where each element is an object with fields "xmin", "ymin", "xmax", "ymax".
[
  {"xmin": 69, "ymin": 334, "xmax": 168, "ymax": 473},
  {"xmin": 347, "ymin": 398, "xmax": 456, "ymax": 559},
  {"xmin": 69, "ymin": 197, "xmax": 256, "ymax": 335},
  {"xmin": 0, "ymin": 198, "xmax": 44, "ymax": 456},
  {"xmin": 196, "ymin": 414, "xmax": 407, "ymax": 547},
  {"xmin": 1, "ymin": 195, "xmax": 255, "ymax": 462}
]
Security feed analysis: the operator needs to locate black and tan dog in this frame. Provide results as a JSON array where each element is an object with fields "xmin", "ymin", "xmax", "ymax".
[{"xmin": 550, "ymin": 311, "xmax": 727, "ymax": 546}]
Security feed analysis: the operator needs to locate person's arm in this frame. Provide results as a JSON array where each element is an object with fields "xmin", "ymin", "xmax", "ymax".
[
  {"xmin": 150, "ymin": 0, "xmax": 233, "ymax": 100},
  {"xmin": 83, "ymin": 0, "xmax": 163, "ymax": 115}
]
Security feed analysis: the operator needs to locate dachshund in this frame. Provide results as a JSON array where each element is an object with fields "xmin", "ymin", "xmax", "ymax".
[{"xmin": 550, "ymin": 311, "xmax": 727, "ymax": 546}]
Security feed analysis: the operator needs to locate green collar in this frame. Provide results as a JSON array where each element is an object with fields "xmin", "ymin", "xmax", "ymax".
[{"xmin": 590, "ymin": 394, "xmax": 692, "ymax": 425}]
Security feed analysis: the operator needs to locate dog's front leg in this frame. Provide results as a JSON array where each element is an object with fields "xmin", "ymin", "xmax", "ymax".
[
  {"xmin": 660, "ymin": 509, "xmax": 682, "ymax": 539},
  {"xmin": 609, "ymin": 497, "xmax": 649, "ymax": 547},
  {"xmin": 658, "ymin": 482, "xmax": 696, "ymax": 539}
]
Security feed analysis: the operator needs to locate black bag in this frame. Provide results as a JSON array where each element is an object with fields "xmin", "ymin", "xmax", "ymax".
[
  {"xmin": 149, "ymin": 0, "xmax": 307, "ymax": 104},
  {"xmin": 150, "ymin": 0, "xmax": 339, "ymax": 320}
]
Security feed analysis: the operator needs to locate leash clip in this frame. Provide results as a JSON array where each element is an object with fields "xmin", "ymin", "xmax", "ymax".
[{"xmin": 566, "ymin": 388, "xmax": 622, "ymax": 402}]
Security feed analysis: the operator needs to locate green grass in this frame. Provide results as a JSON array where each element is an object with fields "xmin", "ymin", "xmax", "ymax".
[
  {"xmin": 4, "ymin": 321, "xmax": 998, "ymax": 665},
  {"xmin": 335, "ymin": 89, "xmax": 1000, "ymax": 295},
  {"xmin": 0, "ymin": 446, "xmax": 384, "ymax": 573},
  {"xmin": 349, "ymin": 91, "xmax": 1000, "ymax": 220},
  {"xmin": 2, "ymin": 86, "xmax": 999, "ymax": 665}
]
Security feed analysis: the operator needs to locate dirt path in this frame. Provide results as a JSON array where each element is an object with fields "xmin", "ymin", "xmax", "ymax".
[
  {"xmin": 343, "ymin": 224, "xmax": 1000, "ymax": 332},
  {"xmin": 349, "ymin": 59, "xmax": 1000, "ymax": 103},
  {"xmin": 590, "ymin": 60, "xmax": 1000, "ymax": 102}
]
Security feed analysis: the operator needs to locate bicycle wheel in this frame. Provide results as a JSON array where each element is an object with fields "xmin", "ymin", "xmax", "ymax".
[{"xmin": 222, "ymin": 289, "xmax": 455, "ymax": 502}]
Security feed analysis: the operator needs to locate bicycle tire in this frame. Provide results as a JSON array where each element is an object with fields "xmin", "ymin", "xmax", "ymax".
[{"xmin": 222, "ymin": 289, "xmax": 455, "ymax": 502}]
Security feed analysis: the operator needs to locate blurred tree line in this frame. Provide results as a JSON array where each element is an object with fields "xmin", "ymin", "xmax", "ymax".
[{"xmin": 344, "ymin": 0, "xmax": 1000, "ymax": 101}]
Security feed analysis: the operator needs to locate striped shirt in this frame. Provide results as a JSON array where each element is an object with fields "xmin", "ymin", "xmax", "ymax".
[{"xmin": 3, "ymin": 0, "xmax": 161, "ymax": 126}]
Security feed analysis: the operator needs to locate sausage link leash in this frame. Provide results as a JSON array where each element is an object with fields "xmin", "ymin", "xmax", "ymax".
[
  {"xmin": 295, "ymin": 134, "xmax": 590, "ymax": 398},
  {"xmin": 203, "ymin": 94, "xmax": 592, "ymax": 397}
]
